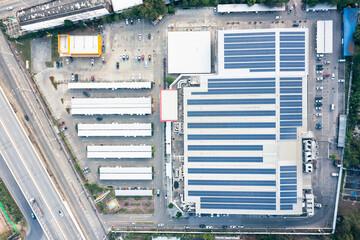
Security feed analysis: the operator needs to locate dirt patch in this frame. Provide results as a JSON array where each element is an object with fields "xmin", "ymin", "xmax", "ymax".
[
  {"xmin": 0, "ymin": 210, "xmax": 10, "ymax": 237},
  {"xmin": 102, "ymin": 196, "xmax": 154, "ymax": 214}
]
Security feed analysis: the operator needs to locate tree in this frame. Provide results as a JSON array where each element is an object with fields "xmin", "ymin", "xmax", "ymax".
[
  {"xmin": 137, "ymin": 0, "xmax": 167, "ymax": 21},
  {"xmin": 64, "ymin": 20, "xmax": 74, "ymax": 28},
  {"xmin": 330, "ymin": 154, "xmax": 339, "ymax": 161},
  {"xmin": 165, "ymin": 76, "xmax": 175, "ymax": 84},
  {"xmin": 176, "ymin": 211, "xmax": 182, "ymax": 218},
  {"xmin": 247, "ymin": 0, "xmax": 256, "ymax": 6},
  {"xmin": 77, "ymin": 20, "xmax": 86, "ymax": 30},
  {"xmin": 114, "ymin": 14, "xmax": 120, "ymax": 21},
  {"xmin": 168, "ymin": 203, "xmax": 174, "ymax": 208},
  {"xmin": 168, "ymin": 4, "xmax": 175, "ymax": 14}
]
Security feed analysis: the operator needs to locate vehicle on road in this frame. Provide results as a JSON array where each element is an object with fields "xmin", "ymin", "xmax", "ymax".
[
  {"xmin": 125, "ymin": 19, "xmax": 129, "ymax": 25},
  {"xmin": 338, "ymin": 79, "xmax": 345, "ymax": 83},
  {"xmin": 148, "ymin": 33, "xmax": 151, "ymax": 40},
  {"xmin": 7, "ymin": 7, "xmax": 13, "ymax": 11},
  {"xmin": 331, "ymin": 173, "xmax": 339, "ymax": 177},
  {"xmin": 83, "ymin": 91, "xmax": 90, "ymax": 97},
  {"xmin": 145, "ymin": 61, "xmax": 148, "ymax": 68},
  {"xmin": 61, "ymin": 127, "xmax": 67, "ymax": 132},
  {"xmin": 156, "ymin": 189, "xmax": 160, "ymax": 196},
  {"xmin": 31, "ymin": 212, "xmax": 36, "ymax": 219},
  {"xmin": 148, "ymin": 54, "xmax": 151, "ymax": 61},
  {"xmin": 91, "ymin": 76, "xmax": 95, "ymax": 81},
  {"xmin": 58, "ymin": 210, "xmax": 64, "ymax": 217},
  {"xmin": 83, "ymin": 167, "xmax": 90, "ymax": 174},
  {"xmin": 275, "ymin": 16, "xmax": 281, "ymax": 19},
  {"xmin": 331, "ymin": 73, "xmax": 335, "ymax": 80},
  {"xmin": 102, "ymin": 57, "xmax": 105, "ymax": 64},
  {"xmin": 338, "ymin": 59, "xmax": 345, "ymax": 63},
  {"xmin": 330, "ymin": 104, "xmax": 335, "ymax": 111},
  {"xmin": 24, "ymin": 115, "xmax": 29, "ymax": 121},
  {"xmin": 314, "ymin": 203, "xmax": 322, "ymax": 208}
]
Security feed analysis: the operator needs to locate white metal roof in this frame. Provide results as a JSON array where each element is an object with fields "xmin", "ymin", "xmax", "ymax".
[
  {"xmin": 217, "ymin": 4, "xmax": 285, "ymax": 13},
  {"xmin": 68, "ymin": 82, "xmax": 151, "ymax": 89},
  {"xmin": 100, "ymin": 174, "xmax": 152, "ymax": 180},
  {"xmin": 59, "ymin": 35, "xmax": 100, "ymax": 55},
  {"xmin": 338, "ymin": 115, "xmax": 347, "ymax": 148},
  {"xmin": 71, "ymin": 97, "xmax": 152, "ymax": 115},
  {"xmin": 165, "ymin": 122, "xmax": 172, "ymax": 155},
  {"xmin": 316, "ymin": 21, "xmax": 333, "ymax": 53},
  {"xmin": 114, "ymin": 189, "xmax": 153, "ymax": 196},
  {"xmin": 100, "ymin": 167, "xmax": 152, "ymax": 180},
  {"xmin": 87, "ymin": 145, "xmax": 152, "ymax": 159},
  {"xmin": 160, "ymin": 90, "xmax": 178, "ymax": 121},
  {"xmin": 78, "ymin": 123, "xmax": 152, "ymax": 137},
  {"xmin": 111, "ymin": 0, "xmax": 143, "ymax": 12},
  {"xmin": 100, "ymin": 167, "xmax": 152, "ymax": 174},
  {"xmin": 168, "ymin": 31, "xmax": 211, "ymax": 74},
  {"xmin": 306, "ymin": 3, "xmax": 337, "ymax": 11}
]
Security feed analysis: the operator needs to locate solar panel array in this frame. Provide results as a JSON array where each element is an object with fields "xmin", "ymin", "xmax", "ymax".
[
  {"xmin": 279, "ymin": 32, "xmax": 305, "ymax": 72},
  {"xmin": 223, "ymin": 32, "xmax": 276, "ymax": 72},
  {"xmin": 279, "ymin": 166, "xmax": 298, "ymax": 210}
]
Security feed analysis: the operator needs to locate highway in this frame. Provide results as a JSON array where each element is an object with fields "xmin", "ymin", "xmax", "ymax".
[{"xmin": 0, "ymin": 154, "xmax": 44, "ymax": 240}]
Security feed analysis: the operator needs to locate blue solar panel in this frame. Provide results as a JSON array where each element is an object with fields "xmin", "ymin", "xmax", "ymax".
[
  {"xmin": 188, "ymin": 99, "xmax": 275, "ymax": 105},
  {"xmin": 280, "ymin": 185, "xmax": 297, "ymax": 191},
  {"xmin": 201, "ymin": 197, "xmax": 276, "ymax": 204},
  {"xmin": 224, "ymin": 56, "xmax": 276, "ymax": 62},
  {"xmin": 280, "ymin": 42, "xmax": 305, "ymax": 48},
  {"xmin": 224, "ymin": 36, "xmax": 275, "ymax": 43},
  {"xmin": 188, "ymin": 145, "xmax": 263, "ymax": 151},
  {"xmin": 280, "ymin": 32, "xmax": 305, "ymax": 35},
  {"xmin": 192, "ymin": 88, "xmax": 276, "ymax": 95},
  {"xmin": 280, "ymin": 134, "xmax": 297, "ymax": 140},
  {"xmin": 188, "ymin": 180, "xmax": 276, "ymax": 186},
  {"xmin": 280, "ymin": 88, "xmax": 302, "ymax": 94},
  {"xmin": 250, "ymin": 69, "xmax": 276, "ymax": 72},
  {"xmin": 280, "ymin": 81, "xmax": 302, "ymax": 87},
  {"xmin": 201, "ymin": 203, "xmax": 276, "ymax": 210},
  {"xmin": 225, "ymin": 62, "xmax": 275, "ymax": 69},
  {"xmin": 280, "ymin": 77, "xmax": 303, "ymax": 81},
  {"xmin": 280, "ymin": 56, "xmax": 305, "ymax": 61},
  {"xmin": 280, "ymin": 172, "xmax": 297, "ymax": 178},
  {"xmin": 188, "ymin": 122, "xmax": 276, "ymax": 128},
  {"xmin": 188, "ymin": 134, "xmax": 276, "ymax": 140},
  {"xmin": 187, "ymin": 110, "xmax": 276, "ymax": 117},
  {"xmin": 280, "ymin": 198, "xmax": 297, "ymax": 204},
  {"xmin": 280, "ymin": 95, "xmax": 302, "ymax": 101},
  {"xmin": 280, "ymin": 179, "xmax": 297, "ymax": 185},
  {"xmin": 208, "ymin": 82, "xmax": 275, "ymax": 88},
  {"xmin": 225, "ymin": 32, "xmax": 275, "ymax": 37},
  {"xmin": 280, "ymin": 49, "xmax": 305, "ymax": 54},
  {"xmin": 280, "ymin": 192, "xmax": 297, "ymax": 197},
  {"xmin": 280, "ymin": 121, "xmax": 302, "ymax": 127},
  {"xmin": 280, "ymin": 115, "xmax": 302, "ymax": 120},
  {"xmin": 280, "ymin": 36, "xmax": 305, "ymax": 41},
  {"xmin": 208, "ymin": 78, "xmax": 275, "ymax": 82},
  {"xmin": 188, "ymin": 156, "xmax": 263, "ymax": 162},
  {"xmin": 188, "ymin": 168, "xmax": 276, "ymax": 174},
  {"xmin": 280, "ymin": 108, "xmax": 302, "ymax": 114},
  {"xmin": 280, "ymin": 205, "xmax": 293, "ymax": 210},
  {"xmin": 280, "ymin": 102, "xmax": 302, "ymax": 107},
  {"xmin": 188, "ymin": 191, "xmax": 276, "ymax": 197},
  {"xmin": 280, "ymin": 128, "xmax": 297, "ymax": 133},
  {"xmin": 224, "ymin": 43, "xmax": 275, "ymax": 50},
  {"xmin": 280, "ymin": 166, "xmax": 297, "ymax": 171},
  {"xmin": 224, "ymin": 49, "xmax": 275, "ymax": 56},
  {"xmin": 280, "ymin": 62, "xmax": 305, "ymax": 68},
  {"xmin": 280, "ymin": 68, "xmax": 305, "ymax": 72}
]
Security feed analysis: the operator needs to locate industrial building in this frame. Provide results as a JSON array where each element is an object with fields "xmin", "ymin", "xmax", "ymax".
[
  {"xmin": 58, "ymin": 35, "xmax": 102, "ymax": 57},
  {"xmin": 217, "ymin": 4, "xmax": 285, "ymax": 13},
  {"xmin": 316, "ymin": 21, "xmax": 333, "ymax": 54},
  {"xmin": 115, "ymin": 189, "xmax": 153, "ymax": 196},
  {"xmin": 160, "ymin": 90, "xmax": 178, "ymax": 121},
  {"xmin": 87, "ymin": 145, "xmax": 152, "ymax": 159},
  {"xmin": 16, "ymin": 0, "xmax": 109, "ymax": 32},
  {"xmin": 182, "ymin": 29, "xmax": 309, "ymax": 215},
  {"xmin": 68, "ymin": 81, "xmax": 151, "ymax": 90},
  {"xmin": 99, "ymin": 167, "xmax": 152, "ymax": 180},
  {"xmin": 338, "ymin": 115, "xmax": 347, "ymax": 148},
  {"xmin": 70, "ymin": 97, "xmax": 152, "ymax": 115},
  {"xmin": 167, "ymin": 31, "xmax": 211, "ymax": 74},
  {"xmin": 78, "ymin": 123, "xmax": 152, "ymax": 137},
  {"xmin": 111, "ymin": 0, "xmax": 143, "ymax": 12}
]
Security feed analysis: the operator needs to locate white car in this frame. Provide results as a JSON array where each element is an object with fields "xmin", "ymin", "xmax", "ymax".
[
  {"xmin": 131, "ymin": 74, "xmax": 135, "ymax": 81},
  {"xmin": 331, "ymin": 73, "xmax": 335, "ymax": 80},
  {"xmin": 315, "ymin": 107, "xmax": 322, "ymax": 111},
  {"xmin": 338, "ymin": 79, "xmax": 345, "ymax": 83},
  {"xmin": 138, "ymin": 34, "xmax": 142, "ymax": 41},
  {"xmin": 7, "ymin": 7, "xmax": 13, "ymax": 11},
  {"xmin": 138, "ymin": 74, "xmax": 142, "ymax": 80},
  {"xmin": 275, "ymin": 16, "xmax": 281, "ymax": 20},
  {"xmin": 145, "ymin": 61, "xmax": 148, "ymax": 68},
  {"xmin": 157, "ymin": 223, "xmax": 164, "ymax": 227},
  {"xmin": 331, "ymin": 173, "xmax": 339, "ymax": 177},
  {"xmin": 125, "ymin": 19, "xmax": 129, "ymax": 25},
  {"xmin": 91, "ymin": 58, "xmax": 94, "ymax": 66},
  {"xmin": 206, "ymin": 225, "xmax": 213, "ymax": 229},
  {"xmin": 315, "ymin": 113, "xmax": 322, "ymax": 117},
  {"xmin": 316, "ymin": 70, "xmax": 323, "ymax": 74},
  {"xmin": 316, "ymin": 54, "xmax": 324, "ymax": 57},
  {"xmin": 314, "ymin": 203, "xmax": 322, "ymax": 208},
  {"xmin": 316, "ymin": 86, "xmax": 323, "ymax": 91},
  {"xmin": 316, "ymin": 77, "xmax": 323, "ymax": 81},
  {"xmin": 324, "ymin": 61, "xmax": 330, "ymax": 65}
]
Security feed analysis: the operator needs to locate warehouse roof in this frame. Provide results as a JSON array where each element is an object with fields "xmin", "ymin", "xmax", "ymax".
[
  {"xmin": 87, "ymin": 145, "xmax": 152, "ymax": 159},
  {"xmin": 160, "ymin": 90, "xmax": 178, "ymax": 121},
  {"xmin": 217, "ymin": 4, "xmax": 285, "ymax": 13},
  {"xmin": 168, "ymin": 31, "xmax": 211, "ymax": 74},
  {"xmin": 115, "ymin": 189, "xmax": 153, "ymax": 196},
  {"xmin": 316, "ymin": 21, "xmax": 333, "ymax": 54},
  {"xmin": 99, "ymin": 167, "xmax": 152, "ymax": 180},
  {"xmin": 68, "ymin": 81, "xmax": 151, "ymax": 89},
  {"xmin": 78, "ymin": 123, "xmax": 152, "ymax": 137},
  {"xmin": 338, "ymin": 115, "xmax": 347, "ymax": 148},
  {"xmin": 59, "ymin": 35, "xmax": 101, "ymax": 57},
  {"xmin": 111, "ymin": 0, "xmax": 143, "ymax": 12}
]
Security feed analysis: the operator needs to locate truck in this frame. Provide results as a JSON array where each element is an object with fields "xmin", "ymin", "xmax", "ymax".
[{"xmin": 30, "ymin": 198, "xmax": 43, "ymax": 218}]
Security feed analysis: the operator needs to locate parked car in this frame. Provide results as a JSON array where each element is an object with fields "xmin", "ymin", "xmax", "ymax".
[
  {"xmin": 316, "ymin": 54, "xmax": 324, "ymax": 57},
  {"xmin": 60, "ymin": 127, "xmax": 67, "ymax": 132},
  {"xmin": 316, "ymin": 86, "xmax": 323, "ymax": 91},
  {"xmin": 83, "ymin": 91, "xmax": 90, "ymax": 97},
  {"xmin": 316, "ymin": 67, "xmax": 323, "ymax": 71},
  {"xmin": 156, "ymin": 189, "xmax": 160, "ymax": 196},
  {"xmin": 125, "ymin": 19, "xmax": 129, "ymax": 24},
  {"xmin": 331, "ymin": 173, "xmax": 339, "ymax": 177},
  {"xmin": 116, "ymin": 62, "xmax": 119, "ymax": 69},
  {"xmin": 91, "ymin": 76, "xmax": 94, "ymax": 81},
  {"xmin": 123, "ymin": 54, "xmax": 126, "ymax": 61},
  {"xmin": 315, "ymin": 102, "xmax": 323, "ymax": 107},
  {"xmin": 148, "ymin": 54, "xmax": 151, "ymax": 61},
  {"xmin": 315, "ymin": 126, "xmax": 322, "ymax": 130},
  {"xmin": 58, "ymin": 121, "xmax": 65, "ymax": 126},
  {"xmin": 199, "ymin": 224, "xmax": 205, "ymax": 228},
  {"xmin": 315, "ymin": 113, "xmax": 322, "ymax": 117},
  {"xmin": 314, "ymin": 203, "xmax": 322, "ymax": 208},
  {"xmin": 56, "ymin": 61, "xmax": 59, "ymax": 68},
  {"xmin": 91, "ymin": 58, "xmax": 94, "ymax": 66},
  {"xmin": 275, "ymin": 16, "xmax": 281, "ymax": 19},
  {"xmin": 315, "ymin": 107, "xmax": 322, "ymax": 111},
  {"xmin": 331, "ymin": 73, "xmax": 335, "ymax": 80},
  {"xmin": 145, "ymin": 61, "xmax": 148, "ymax": 68},
  {"xmin": 316, "ymin": 57, "xmax": 322, "ymax": 62},
  {"xmin": 317, "ymin": 77, "xmax": 323, "ymax": 81},
  {"xmin": 138, "ymin": 34, "xmax": 142, "ymax": 41},
  {"xmin": 324, "ymin": 73, "xmax": 330, "ymax": 77},
  {"xmin": 338, "ymin": 79, "xmax": 345, "ymax": 83},
  {"xmin": 324, "ymin": 61, "xmax": 330, "ymax": 65},
  {"xmin": 148, "ymin": 33, "xmax": 151, "ymax": 40},
  {"xmin": 96, "ymin": 117, "xmax": 103, "ymax": 121},
  {"xmin": 315, "ymin": 97, "xmax": 323, "ymax": 100},
  {"xmin": 75, "ymin": 74, "xmax": 78, "ymax": 82},
  {"xmin": 316, "ymin": 123, "xmax": 322, "ymax": 127},
  {"xmin": 316, "ymin": 70, "xmax": 323, "ymax": 74},
  {"xmin": 58, "ymin": 210, "xmax": 64, "ymax": 217},
  {"xmin": 71, "ymin": 73, "xmax": 75, "ymax": 81},
  {"xmin": 141, "ymin": 55, "xmax": 144, "ymax": 61},
  {"xmin": 316, "ymin": 64, "xmax": 323, "ymax": 67}
]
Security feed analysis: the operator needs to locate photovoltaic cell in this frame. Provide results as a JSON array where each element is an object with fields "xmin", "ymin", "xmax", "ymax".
[
  {"xmin": 187, "ymin": 122, "xmax": 276, "ymax": 128},
  {"xmin": 280, "ymin": 32, "xmax": 305, "ymax": 35},
  {"xmin": 250, "ymin": 69, "xmax": 276, "ymax": 72},
  {"xmin": 280, "ymin": 172, "xmax": 297, "ymax": 178},
  {"xmin": 224, "ymin": 43, "xmax": 275, "ymax": 49},
  {"xmin": 280, "ymin": 185, "xmax": 297, "ymax": 191},
  {"xmin": 280, "ymin": 88, "xmax": 302, "ymax": 94},
  {"xmin": 188, "ymin": 168, "xmax": 276, "ymax": 174},
  {"xmin": 280, "ymin": 95, "xmax": 302, "ymax": 101},
  {"xmin": 280, "ymin": 77, "xmax": 303, "ymax": 81},
  {"xmin": 280, "ymin": 62, "xmax": 305, "ymax": 68},
  {"xmin": 280, "ymin": 36, "xmax": 305, "ymax": 41},
  {"xmin": 188, "ymin": 145, "xmax": 263, "ymax": 151},
  {"xmin": 280, "ymin": 134, "xmax": 297, "ymax": 140},
  {"xmin": 280, "ymin": 102, "xmax": 302, "ymax": 107},
  {"xmin": 280, "ymin": 49, "xmax": 305, "ymax": 54},
  {"xmin": 280, "ymin": 205, "xmax": 293, "ymax": 210},
  {"xmin": 188, "ymin": 180, "xmax": 276, "ymax": 186},
  {"xmin": 192, "ymin": 88, "xmax": 276, "ymax": 95},
  {"xmin": 224, "ymin": 36, "xmax": 275, "ymax": 43},
  {"xmin": 224, "ymin": 56, "xmax": 276, "ymax": 62},
  {"xmin": 201, "ymin": 197, "xmax": 276, "ymax": 204},
  {"xmin": 280, "ymin": 179, "xmax": 297, "ymax": 185},
  {"xmin": 280, "ymin": 56, "xmax": 305, "ymax": 61},
  {"xmin": 280, "ymin": 115, "xmax": 302, "ymax": 120},
  {"xmin": 225, "ymin": 32, "xmax": 275, "ymax": 37},
  {"xmin": 188, "ymin": 134, "xmax": 276, "ymax": 140},
  {"xmin": 280, "ymin": 121, "xmax": 302, "ymax": 127},
  {"xmin": 280, "ymin": 192, "xmax": 297, "ymax": 197},
  {"xmin": 188, "ymin": 156, "xmax": 263, "ymax": 162},
  {"xmin": 280, "ymin": 68, "xmax": 305, "ymax": 72},
  {"xmin": 280, "ymin": 42, "xmax": 305, "ymax": 48},
  {"xmin": 280, "ymin": 166, "xmax": 297, "ymax": 171},
  {"xmin": 280, "ymin": 108, "xmax": 302, "ymax": 114},
  {"xmin": 187, "ymin": 110, "xmax": 276, "ymax": 117},
  {"xmin": 201, "ymin": 203, "xmax": 276, "ymax": 210},
  {"xmin": 280, "ymin": 81, "xmax": 302, "ymax": 87},
  {"xmin": 225, "ymin": 62, "xmax": 276, "ymax": 69},
  {"xmin": 208, "ymin": 82, "xmax": 275, "ymax": 88},
  {"xmin": 188, "ymin": 99, "xmax": 275, "ymax": 105},
  {"xmin": 224, "ymin": 49, "xmax": 275, "ymax": 56},
  {"xmin": 280, "ymin": 198, "xmax": 297, "ymax": 204},
  {"xmin": 208, "ymin": 78, "xmax": 275, "ymax": 82},
  {"xmin": 188, "ymin": 191, "xmax": 276, "ymax": 197},
  {"xmin": 280, "ymin": 128, "xmax": 297, "ymax": 133}
]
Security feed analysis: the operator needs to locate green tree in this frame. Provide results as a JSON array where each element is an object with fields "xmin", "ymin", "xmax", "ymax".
[
  {"xmin": 77, "ymin": 20, "xmax": 86, "ymax": 30},
  {"xmin": 203, "ymin": 234, "xmax": 214, "ymax": 240},
  {"xmin": 168, "ymin": 4, "xmax": 175, "ymax": 14},
  {"xmin": 168, "ymin": 203, "xmax": 174, "ymax": 208},
  {"xmin": 165, "ymin": 76, "xmax": 175, "ymax": 84},
  {"xmin": 64, "ymin": 20, "xmax": 74, "ymax": 27},
  {"xmin": 176, "ymin": 211, "xmax": 182, "ymax": 218},
  {"xmin": 114, "ymin": 14, "xmax": 120, "ymax": 21},
  {"xmin": 247, "ymin": 0, "xmax": 256, "ymax": 6}
]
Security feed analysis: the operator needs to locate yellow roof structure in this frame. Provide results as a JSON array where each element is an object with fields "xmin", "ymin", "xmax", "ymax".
[{"xmin": 58, "ymin": 35, "xmax": 102, "ymax": 57}]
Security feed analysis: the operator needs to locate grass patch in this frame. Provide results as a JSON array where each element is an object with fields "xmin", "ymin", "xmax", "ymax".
[
  {"xmin": 145, "ymin": 209, "xmax": 155, "ymax": 214},
  {"xmin": 13, "ymin": 39, "xmax": 31, "ymax": 71},
  {"xmin": 0, "ymin": 178, "xmax": 24, "ymax": 226},
  {"xmin": 45, "ymin": 61, "xmax": 54, "ymax": 68},
  {"xmin": 51, "ymin": 35, "xmax": 61, "ymax": 62},
  {"xmin": 66, "ymin": 108, "xmax": 70, "ymax": 114},
  {"xmin": 49, "ymin": 76, "xmax": 57, "ymax": 90}
]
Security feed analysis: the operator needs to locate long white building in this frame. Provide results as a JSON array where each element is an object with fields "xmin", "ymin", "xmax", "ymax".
[
  {"xmin": 316, "ymin": 20, "xmax": 333, "ymax": 54},
  {"xmin": 99, "ymin": 167, "xmax": 152, "ymax": 180},
  {"xmin": 78, "ymin": 123, "xmax": 152, "ymax": 137},
  {"xmin": 87, "ymin": 145, "xmax": 152, "ymax": 159},
  {"xmin": 68, "ymin": 82, "xmax": 151, "ymax": 90},
  {"xmin": 115, "ymin": 189, "xmax": 153, "ymax": 196},
  {"xmin": 71, "ymin": 97, "xmax": 152, "ymax": 115}
]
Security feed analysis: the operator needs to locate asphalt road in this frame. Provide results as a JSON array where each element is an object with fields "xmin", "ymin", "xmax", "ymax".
[{"xmin": 0, "ymin": 154, "xmax": 44, "ymax": 240}]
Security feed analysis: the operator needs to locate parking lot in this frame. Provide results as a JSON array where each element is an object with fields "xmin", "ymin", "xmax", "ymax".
[{"xmin": 31, "ymin": 2, "xmax": 345, "ymax": 230}]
